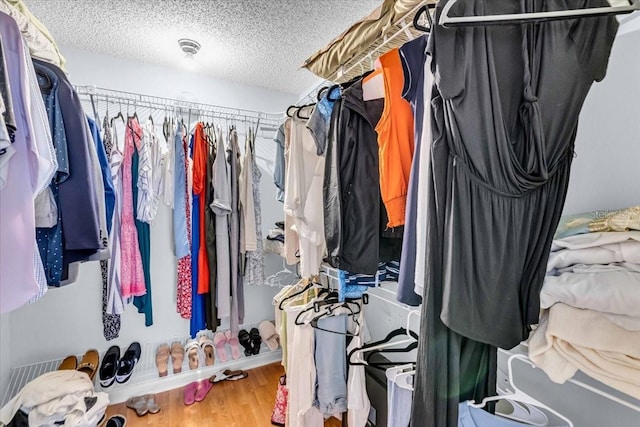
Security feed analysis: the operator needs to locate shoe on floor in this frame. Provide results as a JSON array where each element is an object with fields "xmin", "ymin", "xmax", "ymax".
[
  {"xmin": 77, "ymin": 350, "xmax": 100, "ymax": 381},
  {"xmin": 145, "ymin": 394, "xmax": 161, "ymax": 414},
  {"xmin": 58, "ymin": 355, "xmax": 77, "ymax": 370},
  {"xmin": 116, "ymin": 342, "xmax": 141, "ymax": 384},
  {"xmin": 126, "ymin": 396, "xmax": 148, "ymax": 417},
  {"xmin": 106, "ymin": 414, "xmax": 126, "ymax": 427},
  {"xmin": 99, "ymin": 346, "xmax": 121, "ymax": 388}
]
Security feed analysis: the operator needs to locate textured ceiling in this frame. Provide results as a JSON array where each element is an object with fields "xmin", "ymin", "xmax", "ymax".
[{"xmin": 23, "ymin": 0, "xmax": 382, "ymax": 95}]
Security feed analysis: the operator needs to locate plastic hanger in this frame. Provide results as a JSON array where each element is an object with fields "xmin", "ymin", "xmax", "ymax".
[
  {"xmin": 469, "ymin": 354, "xmax": 574, "ymax": 427},
  {"xmin": 413, "ymin": 4, "xmax": 433, "ymax": 32},
  {"xmin": 348, "ymin": 327, "xmax": 418, "ymax": 365},
  {"xmin": 388, "ymin": 363, "xmax": 416, "ymax": 391},
  {"xmin": 439, "ymin": 0, "xmax": 639, "ymax": 27}
]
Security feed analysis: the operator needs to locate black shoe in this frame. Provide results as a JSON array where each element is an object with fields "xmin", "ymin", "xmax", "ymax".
[
  {"xmin": 116, "ymin": 342, "xmax": 141, "ymax": 384},
  {"xmin": 238, "ymin": 329, "xmax": 253, "ymax": 356},
  {"xmin": 106, "ymin": 415, "xmax": 126, "ymax": 427},
  {"xmin": 99, "ymin": 346, "xmax": 120, "ymax": 388},
  {"xmin": 249, "ymin": 328, "xmax": 262, "ymax": 355}
]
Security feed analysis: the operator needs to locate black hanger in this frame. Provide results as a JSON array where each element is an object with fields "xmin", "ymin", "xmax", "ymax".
[
  {"xmin": 148, "ymin": 113, "xmax": 154, "ymax": 126},
  {"xmin": 316, "ymin": 86, "xmax": 330, "ymax": 101},
  {"xmin": 296, "ymin": 103, "xmax": 314, "ymax": 120},
  {"xmin": 413, "ymin": 4, "xmax": 434, "ymax": 32},
  {"xmin": 286, "ymin": 105, "xmax": 298, "ymax": 118},
  {"xmin": 110, "ymin": 111, "xmax": 125, "ymax": 127},
  {"xmin": 278, "ymin": 282, "xmax": 314, "ymax": 310},
  {"xmin": 347, "ymin": 327, "xmax": 419, "ymax": 366}
]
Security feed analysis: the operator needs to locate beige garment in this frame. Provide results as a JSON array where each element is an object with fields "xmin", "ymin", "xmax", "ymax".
[
  {"xmin": 239, "ymin": 134, "xmax": 257, "ymax": 253},
  {"xmin": 301, "ymin": 0, "xmax": 426, "ymax": 80},
  {"xmin": 5, "ymin": 0, "xmax": 66, "ymax": 68},
  {"xmin": 0, "ymin": 2, "xmax": 61, "ymax": 68},
  {"xmin": 588, "ymin": 206, "xmax": 640, "ymax": 234},
  {"xmin": 283, "ymin": 118, "xmax": 300, "ymax": 265},
  {"xmin": 529, "ymin": 303, "xmax": 640, "ymax": 400}
]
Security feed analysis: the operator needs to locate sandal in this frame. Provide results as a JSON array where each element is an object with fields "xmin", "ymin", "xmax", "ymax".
[
  {"xmin": 58, "ymin": 355, "xmax": 77, "ymax": 370},
  {"xmin": 198, "ymin": 335, "xmax": 215, "ymax": 366},
  {"xmin": 145, "ymin": 394, "xmax": 161, "ymax": 414},
  {"xmin": 126, "ymin": 395, "xmax": 148, "ymax": 417},
  {"xmin": 225, "ymin": 330, "xmax": 242, "ymax": 360},
  {"xmin": 194, "ymin": 380, "xmax": 213, "ymax": 402},
  {"xmin": 238, "ymin": 329, "xmax": 252, "ymax": 357},
  {"xmin": 99, "ymin": 346, "xmax": 121, "ymax": 387},
  {"xmin": 249, "ymin": 327, "xmax": 262, "ymax": 355},
  {"xmin": 184, "ymin": 381, "xmax": 198, "ymax": 406},
  {"xmin": 170, "ymin": 342, "xmax": 185, "ymax": 374},
  {"xmin": 77, "ymin": 349, "xmax": 100, "ymax": 381},
  {"xmin": 213, "ymin": 332, "xmax": 228, "ymax": 363},
  {"xmin": 185, "ymin": 339, "xmax": 200, "ymax": 370},
  {"xmin": 116, "ymin": 342, "xmax": 141, "ymax": 384},
  {"xmin": 155, "ymin": 344, "xmax": 170, "ymax": 377}
]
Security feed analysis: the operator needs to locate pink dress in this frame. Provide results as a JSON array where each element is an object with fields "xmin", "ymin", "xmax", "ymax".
[
  {"xmin": 120, "ymin": 119, "xmax": 146, "ymax": 298},
  {"xmin": 177, "ymin": 134, "xmax": 192, "ymax": 319}
]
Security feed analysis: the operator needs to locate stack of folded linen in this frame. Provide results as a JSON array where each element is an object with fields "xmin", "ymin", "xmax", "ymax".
[{"xmin": 529, "ymin": 206, "xmax": 640, "ymax": 399}]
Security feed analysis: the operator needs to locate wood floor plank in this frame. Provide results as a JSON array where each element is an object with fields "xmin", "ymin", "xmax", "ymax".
[{"xmin": 104, "ymin": 363, "xmax": 341, "ymax": 426}]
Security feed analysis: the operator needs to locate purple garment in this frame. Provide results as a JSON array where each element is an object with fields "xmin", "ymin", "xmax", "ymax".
[{"xmin": 0, "ymin": 13, "xmax": 40, "ymax": 312}]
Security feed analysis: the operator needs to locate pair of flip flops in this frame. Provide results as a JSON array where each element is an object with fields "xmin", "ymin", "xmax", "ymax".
[
  {"xmin": 155, "ymin": 342, "xmax": 186, "ymax": 377},
  {"xmin": 125, "ymin": 394, "xmax": 160, "ymax": 417},
  {"xmin": 99, "ymin": 343, "xmax": 142, "ymax": 388},
  {"xmin": 238, "ymin": 328, "xmax": 262, "ymax": 356},
  {"xmin": 184, "ymin": 334, "xmax": 216, "ymax": 370},
  {"xmin": 209, "ymin": 369, "xmax": 249, "ymax": 383},
  {"xmin": 58, "ymin": 349, "xmax": 100, "ymax": 381},
  {"xmin": 184, "ymin": 380, "xmax": 213, "ymax": 405},
  {"xmin": 213, "ymin": 330, "xmax": 242, "ymax": 362}
]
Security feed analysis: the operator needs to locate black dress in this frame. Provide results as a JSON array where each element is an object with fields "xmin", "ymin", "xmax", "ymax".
[{"xmin": 412, "ymin": 1, "xmax": 618, "ymax": 426}]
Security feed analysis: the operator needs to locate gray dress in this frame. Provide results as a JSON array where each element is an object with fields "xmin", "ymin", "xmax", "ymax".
[{"xmin": 412, "ymin": 1, "xmax": 618, "ymax": 426}]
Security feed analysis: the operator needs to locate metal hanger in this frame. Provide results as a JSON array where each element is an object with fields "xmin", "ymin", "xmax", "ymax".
[{"xmin": 439, "ymin": 0, "xmax": 640, "ymax": 27}]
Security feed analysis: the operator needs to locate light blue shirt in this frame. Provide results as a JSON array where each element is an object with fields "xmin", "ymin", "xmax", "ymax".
[{"xmin": 173, "ymin": 124, "xmax": 190, "ymax": 258}]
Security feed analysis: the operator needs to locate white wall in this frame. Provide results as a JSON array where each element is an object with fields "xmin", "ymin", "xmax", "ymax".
[{"xmin": 5, "ymin": 47, "xmax": 296, "ymax": 369}]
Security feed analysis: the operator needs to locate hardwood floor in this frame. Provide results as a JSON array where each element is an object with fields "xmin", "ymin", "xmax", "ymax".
[{"xmin": 105, "ymin": 363, "xmax": 341, "ymax": 426}]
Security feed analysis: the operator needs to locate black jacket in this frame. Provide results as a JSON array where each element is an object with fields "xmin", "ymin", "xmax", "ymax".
[{"xmin": 323, "ymin": 80, "xmax": 386, "ymax": 275}]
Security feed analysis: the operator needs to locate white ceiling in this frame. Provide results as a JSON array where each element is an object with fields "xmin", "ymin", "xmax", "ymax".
[{"xmin": 23, "ymin": 0, "xmax": 382, "ymax": 95}]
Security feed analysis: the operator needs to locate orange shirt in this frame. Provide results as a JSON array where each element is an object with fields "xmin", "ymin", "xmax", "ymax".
[
  {"xmin": 375, "ymin": 48, "xmax": 415, "ymax": 228},
  {"xmin": 192, "ymin": 122, "xmax": 210, "ymax": 294}
]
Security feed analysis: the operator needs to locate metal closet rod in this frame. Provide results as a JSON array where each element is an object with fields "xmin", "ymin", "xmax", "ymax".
[
  {"xmin": 297, "ymin": 1, "xmax": 429, "ymax": 105},
  {"xmin": 74, "ymin": 85, "xmax": 284, "ymax": 125}
]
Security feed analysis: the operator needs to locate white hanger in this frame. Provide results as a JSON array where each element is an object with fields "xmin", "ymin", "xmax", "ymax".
[
  {"xmin": 469, "ymin": 354, "xmax": 574, "ymax": 427},
  {"xmin": 439, "ymin": 0, "xmax": 640, "ymax": 27}
]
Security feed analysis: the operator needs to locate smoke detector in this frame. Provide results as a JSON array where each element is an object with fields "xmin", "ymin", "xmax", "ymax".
[{"xmin": 178, "ymin": 38, "xmax": 201, "ymax": 57}]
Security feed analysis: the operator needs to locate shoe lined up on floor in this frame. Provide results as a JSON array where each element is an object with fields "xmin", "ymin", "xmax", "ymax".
[
  {"xmin": 183, "ymin": 380, "xmax": 213, "ymax": 405},
  {"xmin": 58, "ymin": 349, "xmax": 100, "ymax": 381},
  {"xmin": 125, "ymin": 394, "xmax": 160, "ymax": 417}
]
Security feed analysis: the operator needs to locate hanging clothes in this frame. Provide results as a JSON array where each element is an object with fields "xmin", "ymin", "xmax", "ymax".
[
  {"xmin": 0, "ymin": 13, "xmax": 57, "ymax": 312},
  {"xmin": 204, "ymin": 126, "xmax": 218, "ymax": 330},
  {"xmin": 101, "ymin": 115, "xmax": 121, "ymax": 340},
  {"xmin": 375, "ymin": 47, "xmax": 415, "ymax": 229},
  {"xmin": 411, "ymin": 1, "xmax": 618, "ymax": 426},
  {"xmin": 228, "ymin": 128, "xmax": 244, "ymax": 332},
  {"xmin": 244, "ymin": 128, "xmax": 266, "ymax": 286},
  {"xmin": 131, "ymin": 117, "xmax": 153, "ymax": 327},
  {"xmin": 212, "ymin": 128, "xmax": 231, "ymax": 320},
  {"xmin": 284, "ymin": 112, "xmax": 326, "ymax": 278},
  {"xmin": 120, "ymin": 117, "xmax": 146, "ymax": 299},
  {"xmin": 174, "ymin": 123, "xmax": 192, "ymax": 319},
  {"xmin": 190, "ymin": 128, "xmax": 206, "ymax": 337},
  {"xmin": 396, "ymin": 33, "xmax": 429, "ymax": 307}
]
